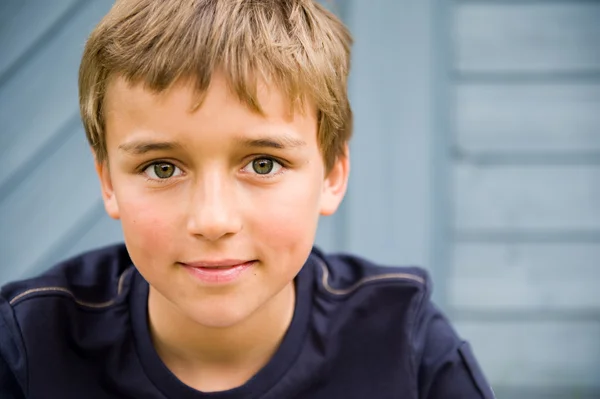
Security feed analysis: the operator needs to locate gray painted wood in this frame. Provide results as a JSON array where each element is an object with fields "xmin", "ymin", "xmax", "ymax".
[
  {"xmin": 315, "ymin": 213, "xmax": 339, "ymax": 253},
  {"xmin": 456, "ymin": 320, "xmax": 600, "ymax": 388},
  {"xmin": 0, "ymin": 1, "xmax": 25, "ymax": 33},
  {"xmin": 450, "ymin": 243, "xmax": 600, "ymax": 311},
  {"xmin": 0, "ymin": 128, "xmax": 99, "ymax": 283},
  {"xmin": 454, "ymin": 164, "xmax": 600, "ymax": 231},
  {"xmin": 455, "ymin": 3, "xmax": 600, "ymax": 73},
  {"xmin": 0, "ymin": 0, "xmax": 80, "ymax": 80},
  {"xmin": 451, "ymin": 1, "xmax": 600, "ymax": 394},
  {"xmin": 61, "ymin": 211, "xmax": 124, "ymax": 263},
  {"xmin": 344, "ymin": 0, "xmax": 434, "ymax": 268},
  {"xmin": 456, "ymin": 83, "xmax": 600, "ymax": 152},
  {"xmin": 0, "ymin": 1, "xmax": 113, "ymax": 193},
  {"xmin": 492, "ymin": 387, "xmax": 600, "ymax": 399}
]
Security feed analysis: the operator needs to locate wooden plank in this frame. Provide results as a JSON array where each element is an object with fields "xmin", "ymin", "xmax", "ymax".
[
  {"xmin": 455, "ymin": 320, "xmax": 600, "ymax": 388},
  {"xmin": 456, "ymin": 83, "xmax": 600, "ymax": 152},
  {"xmin": 344, "ymin": 0, "xmax": 433, "ymax": 267},
  {"xmin": 0, "ymin": 0, "xmax": 80, "ymax": 79},
  {"xmin": 0, "ymin": 0, "xmax": 113, "ymax": 191},
  {"xmin": 449, "ymin": 243, "xmax": 600, "ymax": 311},
  {"xmin": 454, "ymin": 164, "xmax": 600, "ymax": 230},
  {"xmin": 455, "ymin": 3, "xmax": 600, "ymax": 73},
  {"xmin": 0, "ymin": 2, "xmax": 25, "ymax": 36},
  {"xmin": 0, "ymin": 129, "xmax": 100, "ymax": 285},
  {"xmin": 315, "ymin": 214, "xmax": 339, "ymax": 253},
  {"xmin": 492, "ymin": 386, "xmax": 600, "ymax": 399},
  {"xmin": 60, "ymin": 213, "xmax": 124, "ymax": 264}
]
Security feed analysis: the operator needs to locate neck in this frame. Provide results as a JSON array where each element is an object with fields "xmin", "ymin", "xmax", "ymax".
[{"xmin": 147, "ymin": 282, "xmax": 296, "ymax": 391}]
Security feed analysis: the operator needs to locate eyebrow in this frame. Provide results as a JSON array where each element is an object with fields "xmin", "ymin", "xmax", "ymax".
[
  {"xmin": 239, "ymin": 135, "xmax": 307, "ymax": 150},
  {"xmin": 119, "ymin": 135, "xmax": 306, "ymax": 155},
  {"xmin": 118, "ymin": 140, "xmax": 183, "ymax": 155}
]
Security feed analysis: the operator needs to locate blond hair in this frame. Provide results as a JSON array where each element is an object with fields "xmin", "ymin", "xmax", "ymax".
[{"xmin": 79, "ymin": 0, "xmax": 353, "ymax": 171}]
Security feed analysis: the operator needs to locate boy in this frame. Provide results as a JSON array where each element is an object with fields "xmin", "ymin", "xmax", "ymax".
[{"xmin": 0, "ymin": 0, "xmax": 494, "ymax": 397}]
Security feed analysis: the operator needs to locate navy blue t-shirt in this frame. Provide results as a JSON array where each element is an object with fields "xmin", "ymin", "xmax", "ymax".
[{"xmin": 0, "ymin": 244, "xmax": 494, "ymax": 398}]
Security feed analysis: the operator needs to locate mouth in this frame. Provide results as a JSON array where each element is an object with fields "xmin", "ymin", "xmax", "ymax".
[
  {"xmin": 181, "ymin": 259, "xmax": 256, "ymax": 268},
  {"xmin": 179, "ymin": 260, "xmax": 257, "ymax": 284}
]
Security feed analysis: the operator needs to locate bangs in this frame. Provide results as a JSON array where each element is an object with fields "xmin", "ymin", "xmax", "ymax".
[{"xmin": 80, "ymin": 0, "xmax": 352, "ymax": 170}]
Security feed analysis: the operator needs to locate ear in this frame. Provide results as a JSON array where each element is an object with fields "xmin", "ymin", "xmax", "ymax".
[
  {"xmin": 320, "ymin": 146, "xmax": 350, "ymax": 216},
  {"xmin": 94, "ymin": 155, "xmax": 120, "ymax": 220}
]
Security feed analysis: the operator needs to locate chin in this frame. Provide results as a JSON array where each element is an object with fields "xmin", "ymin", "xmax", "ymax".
[{"xmin": 186, "ymin": 303, "xmax": 254, "ymax": 329}]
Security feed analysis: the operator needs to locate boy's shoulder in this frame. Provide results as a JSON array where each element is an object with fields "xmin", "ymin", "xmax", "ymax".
[
  {"xmin": 304, "ymin": 251, "xmax": 494, "ymax": 398},
  {"xmin": 314, "ymin": 249, "xmax": 430, "ymax": 287},
  {"xmin": 307, "ymin": 249, "xmax": 436, "ymax": 359},
  {"xmin": 310, "ymin": 248, "xmax": 431, "ymax": 311},
  {"xmin": 1, "ymin": 243, "xmax": 133, "ymax": 309},
  {"xmin": 0, "ymin": 243, "xmax": 139, "ymax": 398}
]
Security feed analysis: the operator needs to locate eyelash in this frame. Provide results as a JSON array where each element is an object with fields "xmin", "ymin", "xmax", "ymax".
[
  {"xmin": 240, "ymin": 156, "xmax": 286, "ymax": 180},
  {"xmin": 138, "ymin": 156, "xmax": 287, "ymax": 183},
  {"xmin": 137, "ymin": 159, "xmax": 181, "ymax": 184}
]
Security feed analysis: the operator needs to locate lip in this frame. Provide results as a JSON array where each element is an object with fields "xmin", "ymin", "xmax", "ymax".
[
  {"xmin": 180, "ymin": 260, "xmax": 256, "ymax": 284},
  {"xmin": 181, "ymin": 259, "xmax": 253, "ymax": 268}
]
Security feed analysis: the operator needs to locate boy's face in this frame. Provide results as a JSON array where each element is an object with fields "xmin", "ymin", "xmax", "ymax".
[{"xmin": 97, "ymin": 73, "xmax": 348, "ymax": 328}]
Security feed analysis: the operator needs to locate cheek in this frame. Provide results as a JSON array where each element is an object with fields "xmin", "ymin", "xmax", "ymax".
[
  {"xmin": 117, "ymin": 191, "xmax": 181, "ymax": 262},
  {"xmin": 247, "ymin": 173, "xmax": 322, "ymax": 250}
]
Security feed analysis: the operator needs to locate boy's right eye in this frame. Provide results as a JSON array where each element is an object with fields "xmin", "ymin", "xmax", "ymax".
[{"xmin": 143, "ymin": 162, "xmax": 183, "ymax": 180}]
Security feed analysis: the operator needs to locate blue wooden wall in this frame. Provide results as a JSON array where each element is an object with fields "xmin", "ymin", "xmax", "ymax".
[
  {"xmin": 448, "ymin": 2, "xmax": 600, "ymax": 398},
  {"xmin": 0, "ymin": 0, "xmax": 121, "ymax": 284},
  {"xmin": 0, "ymin": 1, "xmax": 599, "ymax": 398}
]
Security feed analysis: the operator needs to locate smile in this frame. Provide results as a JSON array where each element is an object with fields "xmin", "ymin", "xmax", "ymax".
[{"xmin": 180, "ymin": 260, "xmax": 256, "ymax": 284}]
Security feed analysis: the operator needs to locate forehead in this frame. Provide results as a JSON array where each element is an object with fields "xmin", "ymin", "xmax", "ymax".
[
  {"xmin": 102, "ymin": 73, "xmax": 319, "ymax": 156},
  {"xmin": 104, "ymin": 73, "xmax": 314, "ymax": 125}
]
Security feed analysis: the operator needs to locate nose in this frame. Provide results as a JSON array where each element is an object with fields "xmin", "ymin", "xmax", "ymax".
[{"xmin": 186, "ymin": 171, "xmax": 242, "ymax": 241}]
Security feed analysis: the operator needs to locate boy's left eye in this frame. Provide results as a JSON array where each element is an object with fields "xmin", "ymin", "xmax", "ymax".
[
  {"xmin": 143, "ymin": 162, "xmax": 183, "ymax": 180},
  {"xmin": 242, "ymin": 158, "xmax": 283, "ymax": 176}
]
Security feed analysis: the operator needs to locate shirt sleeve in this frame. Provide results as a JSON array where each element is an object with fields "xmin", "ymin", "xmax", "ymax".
[
  {"xmin": 0, "ymin": 353, "xmax": 25, "ymax": 399},
  {"xmin": 0, "ymin": 296, "xmax": 26, "ymax": 399},
  {"xmin": 415, "ymin": 301, "xmax": 495, "ymax": 399}
]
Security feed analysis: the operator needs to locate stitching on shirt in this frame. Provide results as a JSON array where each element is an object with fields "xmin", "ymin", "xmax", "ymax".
[
  {"xmin": 8, "ymin": 267, "xmax": 133, "ymax": 308},
  {"xmin": 315, "ymin": 257, "xmax": 425, "ymax": 295}
]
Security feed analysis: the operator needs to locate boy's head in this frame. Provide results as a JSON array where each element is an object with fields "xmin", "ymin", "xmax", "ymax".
[
  {"xmin": 80, "ymin": 0, "xmax": 352, "ymax": 172},
  {"xmin": 79, "ymin": 0, "xmax": 352, "ymax": 328}
]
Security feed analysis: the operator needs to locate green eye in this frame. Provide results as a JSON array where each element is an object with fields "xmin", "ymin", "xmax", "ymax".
[
  {"xmin": 153, "ymin": 163, "xmax": 175, "ymax": 178},
  {"xmin": 241, "ymin": 157, "xmax": 283, "ymax": 177},
  {"xmin": 252, "ymin": 158, "xmax": 274, "ymax": 175}
]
